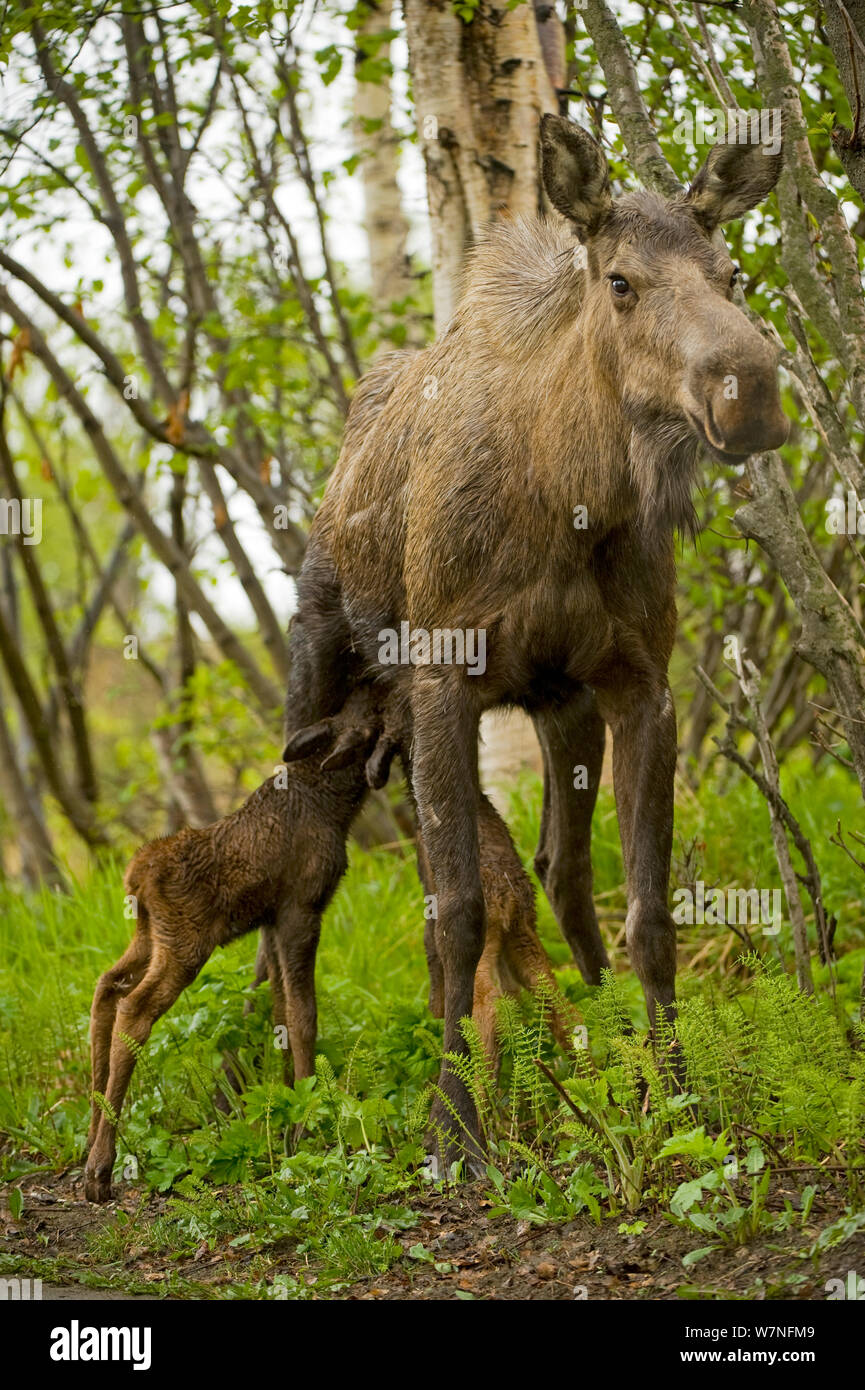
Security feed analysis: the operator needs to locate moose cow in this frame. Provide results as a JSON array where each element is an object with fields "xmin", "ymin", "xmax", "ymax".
[{"xmin": 282, "ymin": 116, "xmax": 789, "ymax": 1172}]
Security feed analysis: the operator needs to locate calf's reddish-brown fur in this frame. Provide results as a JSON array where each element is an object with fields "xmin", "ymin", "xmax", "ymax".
[{"xmin": 84, "ymin": 688, "xmax": 396, "ymax": 1202}]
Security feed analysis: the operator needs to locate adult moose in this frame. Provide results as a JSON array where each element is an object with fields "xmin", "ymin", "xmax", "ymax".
[{"xmin": 282, "ymin": 116, "xmax": 789, "ymax": 1171}]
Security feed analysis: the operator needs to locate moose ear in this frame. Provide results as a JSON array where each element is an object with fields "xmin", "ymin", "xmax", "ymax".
[
  {"xmin": 540, "ymin": 114, "xmax": 612, "ymax": 238},
  {"xmin": 685, "ymin": 135, "xmax": 784, "ymax": 232}
]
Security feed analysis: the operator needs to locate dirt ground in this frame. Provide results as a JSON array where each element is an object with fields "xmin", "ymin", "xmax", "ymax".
[{"xmin": 2, "ymin": 1169, "xmax": 862, "ymax": 1301}]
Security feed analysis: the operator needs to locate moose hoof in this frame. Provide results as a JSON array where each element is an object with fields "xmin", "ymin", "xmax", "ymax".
[
  {"xmin": 421, "ymin": 1148, "xmax": 486, "ymax": 1182},
  {"xmin": 281, "ymin": 718, "xmax": 335, "ymax": 763},
  {"xmin": 425, "ymin": 1102, "xmax": 487, "ymax": 1182},
  {"xmin": 83, "ymin": 1164, "xmax": 112, "ymax": 1204}
]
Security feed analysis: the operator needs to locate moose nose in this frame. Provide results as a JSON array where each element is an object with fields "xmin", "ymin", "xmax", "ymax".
[
  {"xmin": 687, "ymin": 343, "xmax": 789, "ymax": 459},
  {"xmin": 703, "ymin": 379, "xmax": 789, "ymax": 456}
]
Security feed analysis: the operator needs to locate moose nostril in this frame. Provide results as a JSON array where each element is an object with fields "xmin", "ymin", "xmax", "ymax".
[
  {"xmin": 701, "ymin": 377, "xmax": 789, "ymax": 456},
  {"xmin": 703, "ymin": 396, "xmax": 723, "ymax": 449}
]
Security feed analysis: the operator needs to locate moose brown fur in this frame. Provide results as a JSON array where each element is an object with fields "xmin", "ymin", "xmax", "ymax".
[
  {"xmin": 281, "ymin": 116, "xmax": 789, "ymax": 1171},
  {"xmin": 84, "ymin": 685, "xmax": 572, "ymax": 1203}
]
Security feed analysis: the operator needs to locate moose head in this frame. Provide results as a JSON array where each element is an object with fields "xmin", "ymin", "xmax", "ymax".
[{"xmin": 540, "ymin": 114, "xmax": 789, "ymax": 467}]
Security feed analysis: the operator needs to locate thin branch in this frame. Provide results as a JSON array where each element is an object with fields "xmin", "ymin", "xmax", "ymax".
[
  {"xmin": 0, "ymin": 383, "xmax": 98, "ymax": 804},
  {"xmin": 696, "ymin": 663, "xmax": 834, "ymax": 991},
  {"xmin": 0, "ymin": 287, "xmax": 282, "ymax": 714}
]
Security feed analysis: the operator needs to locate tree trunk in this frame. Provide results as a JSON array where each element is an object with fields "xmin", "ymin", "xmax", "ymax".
[
  {"xmin": 822, "ymin": 0, "xmax": 865, "ymax": 201},
  {"xmin": 353, "ymin": 3, "xmax": 417, "ymax": 332},
  {"xmin": 404, "ymin": 0, "xmax": 559, "ymax": 329}
]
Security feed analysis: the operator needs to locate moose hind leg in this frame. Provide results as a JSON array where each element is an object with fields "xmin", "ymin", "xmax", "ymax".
[
  {"xmin": 87, "ymin": 930, "xmax": 152, "ymax": 1154},
  {"xmin": 84, "ymin": 946, "xmax": 205, "ymax": 1204},
  {"xmin": 532, "ymin": 687, "xmax": 610, "ymax": 984}
]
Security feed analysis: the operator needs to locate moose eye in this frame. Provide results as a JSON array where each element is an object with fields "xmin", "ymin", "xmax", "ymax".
[
  {"xmin": 730, "ymin": 265, "xmax": 740, "ymax": 289},
  {"xmin": 609, "ymin": 275, "xmax": 630, "ymax": 296}
]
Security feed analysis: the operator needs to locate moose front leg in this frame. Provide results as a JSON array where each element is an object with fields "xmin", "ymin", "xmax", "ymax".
[
  {"xmin": 416, "ymin": 828, "xmax": 445, "ymax": 1018},
  {"xmin": 411, "ymin": 672, "xmax": 485, "ymax": 1175},
  {"xmin": 597, "ymin": 677, "xmax": 678, "ymax": 1028},
  {"xmin": 532, "ymin": 687, "xmax": 610, "ymax": 984}
]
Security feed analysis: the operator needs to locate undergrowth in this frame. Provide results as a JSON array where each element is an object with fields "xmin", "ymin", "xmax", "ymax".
[{"xmin": 0, "ymin": 765, "xmax": 863, "ymax": 1292}]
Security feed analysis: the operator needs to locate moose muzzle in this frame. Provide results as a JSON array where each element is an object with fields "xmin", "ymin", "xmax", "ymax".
[{"xmin": 682, "ymin": 316, "xmax": 789, "ymax": 462}]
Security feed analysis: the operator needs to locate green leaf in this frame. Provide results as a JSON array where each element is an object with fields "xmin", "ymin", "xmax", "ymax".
[
  {"xmin": 745, "ymin": 1144, "xmax": 765, "ymax": 1174},
  {"xmin": 682, "ymin": 1244, "xmax": 719, "ymax": 1267}
]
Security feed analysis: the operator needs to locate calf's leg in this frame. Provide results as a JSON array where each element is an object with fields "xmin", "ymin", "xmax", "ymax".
[
  {"xmin": 477, "ymin": 795, "xmax": 577, "ymax": 1066},
  {"xmin": 86, "ymin": 928, "xmax": 152, "ymax": 1154},
  {"xmin": 84, "ymin": 939, "xmax": 209, "ymax": 1203},
  {"xmin": 272, "ymin": 903, "xmax": 323, "ymax": 1082},
  {"xmin": 471, "ymin": 954, "xmax": 503, "ymax": 1078},
  {"xmin": 503, "ymin": 926, "xmax": 577, "ymax": 1058},
  {"xmin": 258, "ymin": 928, "xmax": 292, "ymax": 1080}
]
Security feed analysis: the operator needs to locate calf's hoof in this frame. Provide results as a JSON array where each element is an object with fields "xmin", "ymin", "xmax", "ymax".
[{"xmin": 83, "ymin": 1163, "xmax": 112, "ymax": 1204}]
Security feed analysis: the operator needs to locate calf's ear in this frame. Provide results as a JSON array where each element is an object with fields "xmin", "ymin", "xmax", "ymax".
[
  {"xmin": 685, "ymin": 129, "xmax": 784, "ymax": 232},
  {"xmin": 540, "ymin": 114, "xmax": 612, "ymax": 239}
]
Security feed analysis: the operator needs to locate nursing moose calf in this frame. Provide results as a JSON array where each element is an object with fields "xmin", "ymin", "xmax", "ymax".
[
  {"xmin": 282, "ymin": 115, "xmax": 789, "ymax": 1172},
  {"xmin": 84, "ymin": 682, "xmax": 571, "ymax": 1203}
]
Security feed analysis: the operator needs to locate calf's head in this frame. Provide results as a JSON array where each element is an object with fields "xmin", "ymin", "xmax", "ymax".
[{"xmin": 541, "ymin": 115, "xmax": 789, "ymax": 465}]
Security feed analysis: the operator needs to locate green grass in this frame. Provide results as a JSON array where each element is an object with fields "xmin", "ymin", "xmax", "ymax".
[{"xmin": 0, "ymin": 761, "xmax": 863, "ymax": 1295}]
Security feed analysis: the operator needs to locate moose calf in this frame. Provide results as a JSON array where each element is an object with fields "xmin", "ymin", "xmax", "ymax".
[
  {"xmin": 83, "ymin": 687, "xmax": 399, "ymax": 1203},
  {"xmin": 84, "ymin": 689, "xmax": 572, "ymax": 1203}
]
